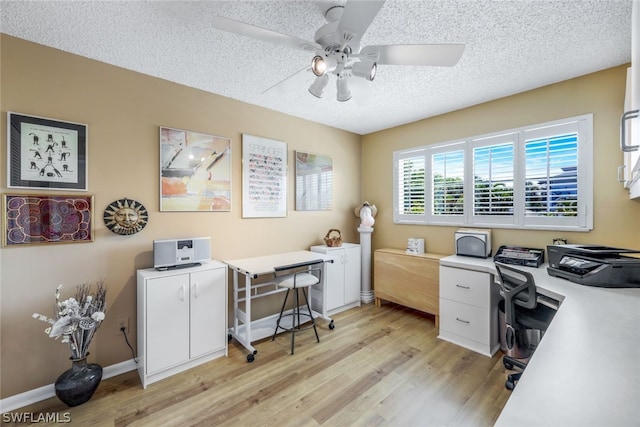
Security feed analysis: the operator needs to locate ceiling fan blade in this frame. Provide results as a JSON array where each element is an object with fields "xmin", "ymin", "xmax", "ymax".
[
  {"xmin": 336, "ymin": 0, "xmax": 385, "ymax": 48},
  {"xmin": 212, "ymin": 16, "xmax": 320, "ymax": 52},
  {"xmin": 361, "ymin": 44, "xmax": 465, "ymax": 66}
]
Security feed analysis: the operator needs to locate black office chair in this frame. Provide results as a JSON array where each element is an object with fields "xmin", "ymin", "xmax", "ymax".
[{"xmin": 495, "ymin": 262, "xmax": 555, "ymax": 390}]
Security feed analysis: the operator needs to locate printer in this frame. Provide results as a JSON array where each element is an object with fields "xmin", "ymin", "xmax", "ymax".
[{"xmin": 547, "ymin": 244, "xmax": 640, "ymax": 288}]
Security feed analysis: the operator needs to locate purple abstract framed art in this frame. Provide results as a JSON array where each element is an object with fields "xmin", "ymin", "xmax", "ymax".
[{"xmin": 2, "ymin": 194, "xmax": 94, "ymax": 246}]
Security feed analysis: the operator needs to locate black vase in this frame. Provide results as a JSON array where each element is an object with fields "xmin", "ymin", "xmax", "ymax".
[{"xmin": 54, "ymin": 357, "xmax": 103, "ymax": 407}]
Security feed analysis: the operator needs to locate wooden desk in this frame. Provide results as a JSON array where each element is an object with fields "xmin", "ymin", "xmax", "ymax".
[
  {"xmin": 374, "ymin": 249, "xmax": 444, "ymax": 326},
  {"xmin": 224, "ymin": 251, "xmax": 334, "ymax": 362}
]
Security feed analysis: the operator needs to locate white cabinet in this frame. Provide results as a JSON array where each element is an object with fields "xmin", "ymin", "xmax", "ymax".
[
  {"xmin": 310, "ymin": 243, "xmax": 361, "ymax": 315},
  {"xmin": 438, "ymin": 265, "xmax": 500, "ymax": 356},
  {"xmin": 621, "ymin": 1, "xmax": 640, "ymax": 198},
  {"xmin": 137, "ymin": 261, "xmax": 227, "ymax": 388},
  {"xmin": 621, "ymin": 67, "xmax": 640, "ymax": 198}
]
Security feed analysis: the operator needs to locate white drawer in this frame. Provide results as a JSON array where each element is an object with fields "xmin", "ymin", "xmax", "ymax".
[
  {"xmin": 440, "ymin": 266, "xmax": 491, "ymax": 309},
  {"xmin": 439, "ymin": 299, "xmax": 490, "ymax": 343}
]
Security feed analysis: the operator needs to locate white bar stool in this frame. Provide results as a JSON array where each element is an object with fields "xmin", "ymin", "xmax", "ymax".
[{"xmin": 271, "ymin": 260, "xmax": 323, "ymax": 354}]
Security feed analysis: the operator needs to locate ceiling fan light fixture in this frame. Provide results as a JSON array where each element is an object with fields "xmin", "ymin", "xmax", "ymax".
[
  {"xmin": 352, "ymin": 60, "xmax": 377, "ymax": 81},
  {"xmin": 309, "ymin": 74, "xmax": 330, "ymax": 98},
  {"xmin": 336, "ymin": 78, "xmax": 352, "ymax": 102},
  {"xmin": 311, "ymin": 55, "xmax": 337, "ymax": 76}
]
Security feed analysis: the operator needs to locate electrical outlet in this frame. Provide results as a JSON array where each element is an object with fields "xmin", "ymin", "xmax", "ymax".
[{"xmin": 116, "ymin": 317, "xmax": 129, "ymax": 335}]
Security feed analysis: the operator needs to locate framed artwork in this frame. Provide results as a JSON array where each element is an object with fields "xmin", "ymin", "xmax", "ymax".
[
  {"xmin": 242, "ymin": 134, "xmax": 287, "ymax": 218},
  {"xmin": 7, "ymin": 112, "xmax": 88, "ymax": 191},
  {"xmin": 295, "ymin": 151, "xmax": 333, "ymax": 211},
  {"xmin": 160, "ymin": 126, "xmax": 231, "ymax": 212},
  {"xmin": 3, "ymin": 194, "xmax": 94, "ymax": 246}
]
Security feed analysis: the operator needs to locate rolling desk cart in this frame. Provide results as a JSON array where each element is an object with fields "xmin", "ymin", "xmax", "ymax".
[{"xmin": 224, "ymin": 250, "xmax": 334, "ymax": 362}]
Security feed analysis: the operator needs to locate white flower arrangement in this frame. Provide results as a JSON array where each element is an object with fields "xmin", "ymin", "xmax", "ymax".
[{"xmin": 33, "ymin": 281, "xmax": 107, "ymax": 360}]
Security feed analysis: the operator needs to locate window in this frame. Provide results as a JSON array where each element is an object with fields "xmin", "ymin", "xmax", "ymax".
[
  {"xmin": 393, "ymin": 114, "xmax": 593, "ymax": 231},
  {"xmin": 394, "ymin": 149, "xmax": 426, "ymax": 223}
]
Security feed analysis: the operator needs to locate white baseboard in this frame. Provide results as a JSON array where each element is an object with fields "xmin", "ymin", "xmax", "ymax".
[{"xmin": 0, "ymin": 359, "xmax": 137, "ymax": 414}]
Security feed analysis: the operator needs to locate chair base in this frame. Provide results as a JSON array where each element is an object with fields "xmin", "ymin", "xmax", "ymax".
[
  {"xmin": 272, "ymin": 287, "xmax": 319, "ymax": 354},
  {"xmin": 503, "ymin": 355, "xmax": 527, "ymax": 390}
]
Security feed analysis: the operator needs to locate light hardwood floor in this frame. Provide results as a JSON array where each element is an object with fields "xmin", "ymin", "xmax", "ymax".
[{"xmin": 6, "ymin": 303, "xmax": 512, "ymax": 426}]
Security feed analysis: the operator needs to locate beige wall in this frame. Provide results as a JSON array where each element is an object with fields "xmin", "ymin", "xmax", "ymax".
[
  {"xmin": 0, "ymin": 35, "xmax": 362, "ymax": 398},
  {"xmin": 2, "ymin": 33, "xmax": 639, "ymax": 402},
  {"xmin": 362, "ymin": 65, "xmax": 640, "ymax": 256}
]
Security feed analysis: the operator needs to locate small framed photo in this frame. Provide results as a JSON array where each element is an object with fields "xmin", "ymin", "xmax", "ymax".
[
  {"xmin": 7, "ymin": 112, "xmax": 88, "ymax": 191},
  {"xmin": 3, "ymin": 194, "xmax": 94, "ymax": 246}
]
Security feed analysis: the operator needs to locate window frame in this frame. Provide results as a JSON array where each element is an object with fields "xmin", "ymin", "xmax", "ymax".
[
  {"xmin": 393, "ymin": 148, "xmax": 427, "ymax": 224},
  {"xmin": 392, "ymin": 114, "xmax": 593, "ymax": 232}
]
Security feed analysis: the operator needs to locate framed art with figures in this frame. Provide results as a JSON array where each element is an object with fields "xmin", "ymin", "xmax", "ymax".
[{"xmin": 7, "ymin": 112, "xmax": 88, "ymax": 191}]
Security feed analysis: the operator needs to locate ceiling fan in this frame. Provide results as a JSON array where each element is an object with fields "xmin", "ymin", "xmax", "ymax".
[{"xmin": 211, "ymin": 0, "xmax": 465, "ymax": 102}]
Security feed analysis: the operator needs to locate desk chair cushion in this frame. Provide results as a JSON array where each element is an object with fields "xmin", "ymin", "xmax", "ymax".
[{"xmin": 275, "ymin": 272, "xmax": 319, "ymax": 289}]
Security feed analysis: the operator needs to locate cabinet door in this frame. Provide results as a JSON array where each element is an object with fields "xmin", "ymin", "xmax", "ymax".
[
  {"xmin": 190, "ymin": 268, "xmax": 226, "ymax": 359},
  {"xmin": 343, "ymin": 246, "xmax": 361, "ymax": 304},
  {"xmin": 324, "ymin": 251, "xmax": 344, "ymax": 311},
  {"xmin": 146, "ymin": 274, "xmax": 190, "ymax": 374}
]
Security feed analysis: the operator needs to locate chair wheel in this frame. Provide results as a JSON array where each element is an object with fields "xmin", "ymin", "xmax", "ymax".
[
  {"xmin": 246, "ymin": 353, "xmax": 255, "ymax": 363},
  {"xmin": 504, "ymin": 361, "xmax": 513, "ymax": 370},
  {"xmin": 329, "ymin": 320, "xmax": 335, "ymax": 330},
  {"xmin": 505, "ymin": 380, "xmax": 515, "ymax": 390}
]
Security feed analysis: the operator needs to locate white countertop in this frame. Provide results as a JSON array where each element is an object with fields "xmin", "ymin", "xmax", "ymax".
[{"xmin": 440, "ymin": 255, "xmax": 640, "ymax": 427}]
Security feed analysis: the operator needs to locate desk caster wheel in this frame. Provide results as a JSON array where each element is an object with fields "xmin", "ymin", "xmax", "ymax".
[
  {"xmin": 329, "ymin": 320, "xmax": 335, "ymax": 330},
  {"xmin": 247, "ymin": 353, "xmax": 255, "ymax": 363}
]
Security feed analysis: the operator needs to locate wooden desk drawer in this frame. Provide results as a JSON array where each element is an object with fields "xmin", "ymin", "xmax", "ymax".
[
  {"xmin": 439, "ymin": 299, "xmax": 489, "ymax": 343},
  {"xmin": 440, "ymin": 266, "xmax": 491, "ymax": 309}
]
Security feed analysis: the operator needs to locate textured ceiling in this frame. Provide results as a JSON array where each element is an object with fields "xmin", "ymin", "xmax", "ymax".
[{"xmin": 0, "ymin": 0, "xmax": 632, "ymax": 135}]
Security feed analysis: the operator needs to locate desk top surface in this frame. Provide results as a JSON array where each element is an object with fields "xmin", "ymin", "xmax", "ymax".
[
  {"xmin": 440, "ymin": 255, "xmax": 640, "ymax": 427},
  {"xmin": 376, "ymin": 248, "xmax": 445, "ymax": 260},
  {"xmin": 224, "ymin": 250, "xmax": 333, "ymax": 277}
]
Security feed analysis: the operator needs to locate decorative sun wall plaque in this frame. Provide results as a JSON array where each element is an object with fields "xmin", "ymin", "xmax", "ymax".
[{"xmin": 103, "ymin": 198, "xmax": 148, "ymax": 235}]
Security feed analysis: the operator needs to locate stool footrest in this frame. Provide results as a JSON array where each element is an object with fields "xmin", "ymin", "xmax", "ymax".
[{"xmin": 274, "ymin": 312, "xmax": 316, "ymax": 333}]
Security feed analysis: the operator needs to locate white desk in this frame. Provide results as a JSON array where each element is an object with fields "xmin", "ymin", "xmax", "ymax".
[
  {"xmin": 440, "ymin": 255, "xmax": 640, "ymax": 427},
  {"xmin": 224, "ymin": 250, "xmax": 334, "ymax": 362}
]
